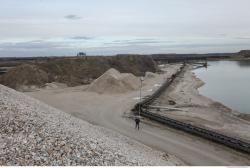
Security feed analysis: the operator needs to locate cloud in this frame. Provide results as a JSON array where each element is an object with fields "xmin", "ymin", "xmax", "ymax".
[
  {"xmin": 104, "ymin": 39, "xmax": 174, "ymax": 46},
  {"xmin": 71, "ymin": 36, "xmax": 93, "ymax": 40},
  {"xmin": 0, "ymin": 40, "xmax": 78, "ymax": 57},
  {"xmin": 1, "ymin": 36, "xmax": 250, "ymax": 57},
  {"xmin": 64, "ymin": 14, "xmax": 82, "ymax": 20},
  {"xmin": 217, "ymin": 34, "xmax": 227, "ymax": 37},
  {"xmin": 0, "ymin": 40, "xmax": 68, "ymax": 50},
  {"xmin": 234, "ymin": 37, "xmax": 250, "ymax": 40}
]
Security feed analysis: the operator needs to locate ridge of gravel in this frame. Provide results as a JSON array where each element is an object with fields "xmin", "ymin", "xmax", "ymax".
[{"xmin": 0, "ymin": 84, "xmax": 182, "ymax": 166}]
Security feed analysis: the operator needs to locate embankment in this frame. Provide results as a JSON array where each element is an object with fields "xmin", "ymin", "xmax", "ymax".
[{"xmin": 0, "ymin": 55, "xmax": 157, "ymax": 91}]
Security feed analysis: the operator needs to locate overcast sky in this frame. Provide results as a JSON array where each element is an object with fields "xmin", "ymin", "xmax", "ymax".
[{"xmin": 0, "ymin": 0, "xmax": 250, "ymax": 57}]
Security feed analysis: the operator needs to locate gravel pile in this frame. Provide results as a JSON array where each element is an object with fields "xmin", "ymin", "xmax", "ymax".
[
  {"xmin": 88, "ymin": 68, "xmax": 140, "ymax": 94},
  {"xmin": 0, "ymin": 84, "xmax": 181, "ymax": 166}
]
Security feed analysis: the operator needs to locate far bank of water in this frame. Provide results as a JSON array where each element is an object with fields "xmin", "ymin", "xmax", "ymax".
[{"xmin": 193, "ymin": 60, "xmax": 250, "ymax": 114}]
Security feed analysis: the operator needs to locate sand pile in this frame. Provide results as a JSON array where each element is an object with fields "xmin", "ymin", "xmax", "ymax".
[{"xmin": 88, "ymin": 68, "xmax": 140, "ymax": 94}]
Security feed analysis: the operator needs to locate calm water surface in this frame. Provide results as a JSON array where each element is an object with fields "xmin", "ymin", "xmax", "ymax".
[{"xmin": 193, "ymin": 60, "xmax": 250, "ymax": 114}]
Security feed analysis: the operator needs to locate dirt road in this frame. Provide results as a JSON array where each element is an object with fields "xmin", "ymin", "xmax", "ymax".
[{"xmin": 26, "ymin": 66, "xmax": 250, "ymax": 166}]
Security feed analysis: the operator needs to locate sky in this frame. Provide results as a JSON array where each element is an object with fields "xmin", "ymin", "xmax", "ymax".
[{"xmin": 0, "ymin": 0, "xmax": 250, "ymax": 57}]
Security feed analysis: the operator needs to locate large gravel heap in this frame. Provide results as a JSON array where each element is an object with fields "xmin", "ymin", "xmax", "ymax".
[{"xmin": 0, "ymin": 84, "xmax": 181, "ymax": 166}]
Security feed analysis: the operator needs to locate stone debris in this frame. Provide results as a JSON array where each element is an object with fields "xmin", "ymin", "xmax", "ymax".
[
  {"xmin": 44, "ymin": 82, "xmax": 67, "ymax": 90},
  {"xmin": 0, "ymin": 84, "xmax": 182, "ymax": 166},
  {"xmin": 145, "ymin": 72, "xmax": 158, "ymax": 79}
]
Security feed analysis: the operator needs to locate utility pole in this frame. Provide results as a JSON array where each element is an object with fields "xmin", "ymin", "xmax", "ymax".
[{"xmin": 139, "ymin": 77, "xmax": 144, "ymax": 116}]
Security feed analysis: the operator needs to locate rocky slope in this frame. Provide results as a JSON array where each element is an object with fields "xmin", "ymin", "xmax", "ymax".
[{"xmin": 0, "ymin": 84, "xmax": 181, "ymax": 166}]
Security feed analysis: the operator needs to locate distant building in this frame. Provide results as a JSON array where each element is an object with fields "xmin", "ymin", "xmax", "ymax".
[{"xmin": 77, "ymin": 52, "xmax": 86, "ymax": 57}]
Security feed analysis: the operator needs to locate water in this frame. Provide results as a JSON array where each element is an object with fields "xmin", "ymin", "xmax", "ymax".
[{"xmin": 193, "ymin": 60, "xmax": 250, "ymax": 114}]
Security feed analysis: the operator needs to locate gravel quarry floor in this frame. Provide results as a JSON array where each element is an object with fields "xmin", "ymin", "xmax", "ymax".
[
  {"xmin": 0, "ymin": 84, "xmax": 182, "ymax": 166},
  {"xmin": 26, "ymin": 64, "xmax": 250, "ymax": 166}
]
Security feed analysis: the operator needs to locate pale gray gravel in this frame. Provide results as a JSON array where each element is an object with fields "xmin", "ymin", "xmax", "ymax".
[{"xmin": 0, "ymin": 84, "xmax": 181, "ymax": 166}]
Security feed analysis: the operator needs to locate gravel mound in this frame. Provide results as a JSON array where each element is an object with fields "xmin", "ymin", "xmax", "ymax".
[
  {"xmin": 0, "ymin": 84, "xmax": 181, "ymax": 166},
  {"xmin": 0, "ymin": 64, "xmax": 48, "ymax": 91},
  {"xmin": 0, "ymin": 55, "xmax": 158, "ymax": 90},
  {"xmin": 88, "ymin": 68, "xmax": 140, "ymax": 94}
]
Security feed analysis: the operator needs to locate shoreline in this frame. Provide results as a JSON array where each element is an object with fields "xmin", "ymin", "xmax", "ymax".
[
  {"xmin": 192, "ymin": 64, "xmax": 250, "ymax": 118},
  {"xmin": 156, "ymin": 65, "xmax": 250, "ymax": 142}
]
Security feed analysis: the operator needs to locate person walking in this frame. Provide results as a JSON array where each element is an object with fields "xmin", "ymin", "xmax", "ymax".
[{"xmin": 135, "ymin": 117, "xmax": 140, "ymax": 130}]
